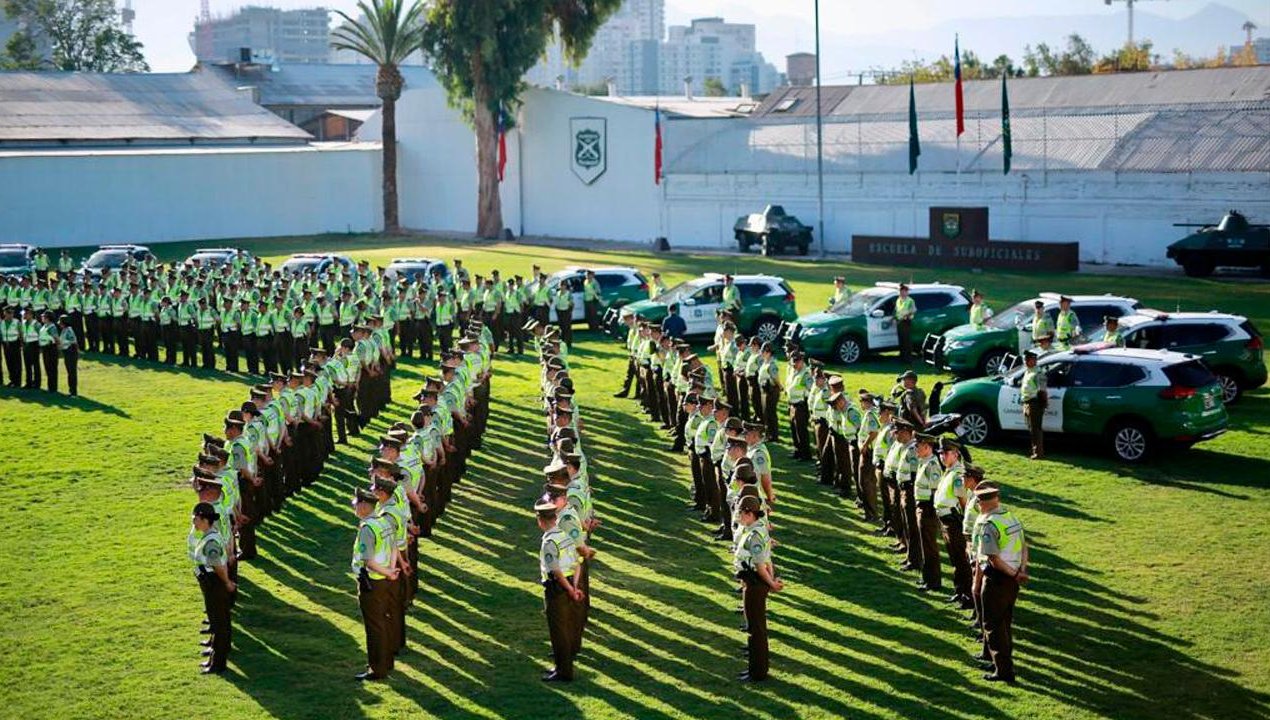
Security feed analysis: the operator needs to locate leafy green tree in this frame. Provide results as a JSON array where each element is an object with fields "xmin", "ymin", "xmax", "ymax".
[
  {"xmin": 331, "ymin": 0, "xmax": 428, "ymax": 235},
  {"xmin": 703, "ymin": 77, "xmax": 727, "ymax": 97},
  {"xmin": 3, "ymin": 0, "xmax": 147, "ymax": 72},
  {"xmin": 422, "ymin": 0, "xmax": 624, "ymax": 239}
]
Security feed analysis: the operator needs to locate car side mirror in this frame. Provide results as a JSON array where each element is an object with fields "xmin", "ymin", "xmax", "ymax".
[
  {"xmin": 682, "ymin": 298, "xmax": 695, "ymax": 306},
  {"xmin": 870, "ymin": 309, "xmax": 884, "ymax": 318}
]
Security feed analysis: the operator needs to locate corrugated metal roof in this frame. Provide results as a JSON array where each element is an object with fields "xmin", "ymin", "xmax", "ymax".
[
  {"xmin": 590, "ymin": 94, "xmax": 754, "ymax": 118},
  {"xmin": 750, "ymin": 85, "xmax": 855, "ymax": 118},
  {"xmin": 202, "ymin": 63, "xmax": 434, "ymax": 108},
  {"xmin": 0, "ymin": 71, "xmax": 312, "ymax": 145}
]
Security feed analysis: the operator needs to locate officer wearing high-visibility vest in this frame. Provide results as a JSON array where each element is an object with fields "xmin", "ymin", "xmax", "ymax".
[
  {"xmin": 648, "ymin": 271, "xmax": 667, "ymax": 299},
  {"xmin": 1, "ymin": 305, "xmax": 21, "ymax": 388},
  {"xmin": 884, "ymin": 418, "xmax": 917, "ymax": 565},
  {"xmin": 38, "ymin": 310, "xmax": 58, "ymax": 392},
  {"xmin": 351, "ymin": 486, "xmax": 398, "ymax": 681},
  {"xmin": 552, "ymin": 281, "xmax": 574, "ymax": 348},
  {"xmin": 536, "ymin": 498, "xmax": 584, "ymax": 683},
  {"xmin": 828, "ymin": 276, "xmax": 850, "ymax": 308},
  {"xmin": 218, "ymin": 297, "xmax": 240, "ymax": 372},
  {"xmin": 721, "ymin": 274, "xmax": 741, "ymax": 314},
  {"xmin": 744, "ymin": 421, "xmax": 775, "ymax": 507},
  {"xmin": 734, "ymin": 494, "xmax": 782, "ymax": 683},
  {"xmin": 189, "ymin": 501, "xmax": 235, "ymax": 674},
  {"xmin": 582, "ymin": 270, "xmax": 602, "ymax": 331},
  {"xmin": 57, "ymin": 314, "xmax": 78, "ymax": 396},
  {"xmin": 934, "ymin": 437, "xmax": 974, "ymax": 608},
  {"xmin": 972, "ymin": 482, "xmax": 1028, "ymax": 683},
  {"xmin": 1102, "ymin": 315, "xmax": 1124, "ymax": 347},
  {"xmin": 196, "ymin": 298, "xmax": 217, "ymax": 369},
  {"xmin": 784, "ymin": 351, "xmax": 812, "ymax": 460},
  {"xmin": 826, "ymin": 389, "xmax": 854, "ymax": 501},
  {"xmin": 1030, "ymin": 300, "xmax": 1054, "ymax": 346},
  {"xmin": 32, "ymin": 248, "xmax": 49, "ymax": 281},
  {"xmin": 370, "ymin": 465, "xmax": 411, "ymax": 656},
  {"xmin": 1019, "ymin": 349, "xmax": 1047, "ymax": 460},
  {"xmin": 1054, "ymin": 295, "xmax": 1081, "ymax": 349},
  {"xmin": 894, "ymin": 283, "xmax": 917, "ymax": 363},
  {"xmin": 855, "ymin": 392, "xmax": 882, "ymax": 523},
  {"xmin": 757, "ymin": 343, "xmax": 780, "ymax": 443},
  {"xmin": 969, "ymin": 289, "xmax": 992, "ymax": 330},
  {"xmin": 57, "ymin": 250, "xmax": 73, "ymax": 278},
  {"xmin": 911, "ymin": 432, "xmax": 944, "ymax": 594}
]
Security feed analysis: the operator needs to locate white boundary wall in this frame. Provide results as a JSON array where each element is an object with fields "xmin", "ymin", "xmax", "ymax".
[{"xmin": 0, "ymin": 143, "xmax": 381, "ymax": 248}]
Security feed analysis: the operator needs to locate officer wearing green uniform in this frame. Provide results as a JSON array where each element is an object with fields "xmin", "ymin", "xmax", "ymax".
[
  {"xmin": 1020, "ymin": 350, "xmax": 1047, "ymax": 459},
  {"xmin": 352, "ymin": 486, "xmax": 398, "ymax": 680},
  {"xmin": 934, "ymin": 438, "xmax": 974, "ymax": 607},
  {"xmin": 57, "ymin": 315, "xmax": 78, "ymax": 396},
  {"xmin": 1030, "ymin": 300, "xmax": 1054, "ymax": 346},
  {"xmin": 189, "ymin": 501, "xmax": 235, "ymax": 674},
  {"xmin": 783, "ymin": 351, "xmax": 812, "ymax": 460},
  {"xmin": 734, "ymin": 494, "xmax": 782, "ymax": 682},
  {"xmin": 972, "ymin": 482, "xmax": 1028, "ymax": 683},
  {"xmin": 582, "ymin": 270, "xmax": 602, "ymax": 331},
  {"xmin": 969, "ymin": 289, "xmax": 991, "ymax": 330},
  {"xmin": 1054, "ymin": 296, "xmax": 1081, "ymax": 350},
  {"xmin": 912, "ymin": 432, "xmax": 944, "ymax": 593},
  {"xmin": 1102, "ymin": 316, "xmax": 1124, "ymax": 347},
  {"xmin": 536, "ymin": 500, "xmax": 584, "ymax": 682},
  {"xmin": 1, "ymin": 306, "xmax": 22, "ymax": 387},
  {"xmin": 895, "ymin": 283, "xmax": 917, "ymax": 363},
  {"xmin": 721, "ymin": 274, "xmax": 741, "ymax": 314}
]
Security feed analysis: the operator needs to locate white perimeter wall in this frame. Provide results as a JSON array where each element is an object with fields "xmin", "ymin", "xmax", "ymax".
[
  {"xmin": 661, "ymin": 169, "xmax": 1270, "ymax": 266},
  {"xmin": 0, "ymin": 143, "xmax": 381, "ymax": 248}
]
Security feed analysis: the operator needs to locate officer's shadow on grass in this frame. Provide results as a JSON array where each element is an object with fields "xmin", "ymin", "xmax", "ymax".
[
  {"xmin": 88, "ymin": 352, "xmax": 259, "ymax": 383},
  {"xmin": 226, "ymin": 573, "xmax": 378, "ymax": 720},
  {"xmin": 0, "ymin": 386, "xmax": 129, "ymax": 417}
]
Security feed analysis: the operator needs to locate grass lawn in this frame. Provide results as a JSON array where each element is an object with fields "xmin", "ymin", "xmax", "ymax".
[{"xmin": 1, "ymin": 234, "xmax": 1269, "ymax": 719}]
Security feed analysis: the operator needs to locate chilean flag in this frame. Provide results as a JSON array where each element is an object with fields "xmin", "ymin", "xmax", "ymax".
[
  {"xmin": 496, "ymin": 104, "xmax": 508, "ymax": 183},
  {"xmin": 654, "ymin": 106, "xmax": 663, "ymax": 185},
  {"xmin": 954, "ymin": 35, "xmax": 965, "ymax": 137}
]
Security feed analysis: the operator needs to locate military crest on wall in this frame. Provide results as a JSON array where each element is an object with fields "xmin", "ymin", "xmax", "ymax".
[
  {"xmin": 941, "ymin": 211, "xmax": 962, "ymax": 240},
  {"xmin": 570, "ymin": 117, "xmax": 607, "ymax": 185}
]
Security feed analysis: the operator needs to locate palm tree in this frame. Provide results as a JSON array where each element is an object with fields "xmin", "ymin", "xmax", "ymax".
[{"xmin": 331, "ymin": 0, "xmax": 427, "ymax": 234}]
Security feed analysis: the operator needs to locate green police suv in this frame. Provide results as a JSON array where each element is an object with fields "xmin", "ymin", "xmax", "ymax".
[
  {"xmin": 615, "ymin": 273, "xmax": 797, "ymax": 342},
  {"xmin": 938, "ymin": 345, "xmax": 1228, "ymax": 462},
  {"xmin": 1090, "ymin": 310, "xmax": 1265, "ymax": 405},
  {"xmin": 790, "ymin": 282, "xmax": 970, "ymax": 364},
  {"xmin": 925, "ymin": 292, "xmax": 1141, "ymax": 377}
]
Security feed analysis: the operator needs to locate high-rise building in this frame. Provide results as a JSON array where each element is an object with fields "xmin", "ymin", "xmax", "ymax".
[
  {"xmin": 1254, "ymin": 37, "xmax": 1270, "ymax": 65},
  {"xmin": 189, "ymin": 6, "xmax": 332, "ymax": 65},
  {"xmin": 525, "ymin": 3, "xmax": 779, "ymax": 97}
]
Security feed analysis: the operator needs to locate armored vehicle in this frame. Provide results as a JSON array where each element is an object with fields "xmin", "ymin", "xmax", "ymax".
[
  {"xmin": 734, "ymin": 205, "xmax": 813, "ymax": 256},
  {"xmin": 1166, "ymin": 210, "xmax": 1270, "ymax": 278}
]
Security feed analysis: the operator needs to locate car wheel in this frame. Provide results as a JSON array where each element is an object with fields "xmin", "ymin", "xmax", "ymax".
[
  {"xmin": 1109, "ymin": 420, "xmax": 1154, "ymax": 463},
  {"xmin": 833, "ymin": 335, "xmax": 863, "ymax": 365},
  {"xmin": 798, "ymin": 242, "xmax": 810, "ymax": 256},
  {"xmin": 958, "ymin": 406, "xmax": 995, "ymax": 446},
  {"xmin": 1215, "ymin": 372, "xmax": 1241, "ymax": 405},
  {"xmin": 979, "ymin": 349, "xmax": 1010, "ymax": 376},
  {"xmin": 752, "ymin": 317, "xmax": 781, "ymax": 344},
  {"xmin": 1181, "ymin": 255, "xmax": 1215, "ymax": 278}
]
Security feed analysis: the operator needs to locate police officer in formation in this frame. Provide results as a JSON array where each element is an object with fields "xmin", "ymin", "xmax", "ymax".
[
  {"xmin": 526, "ymin": 316, "xmax": 599, "ymax": 681},
  {"xmin": 349, "ymin": 315, "xmax": 494, "ymax": 680}
]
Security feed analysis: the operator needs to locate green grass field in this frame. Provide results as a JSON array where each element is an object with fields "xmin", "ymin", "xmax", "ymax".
[{"xmin": 2, "ymin": 235, "xmax": 1269, "ymax": 720}]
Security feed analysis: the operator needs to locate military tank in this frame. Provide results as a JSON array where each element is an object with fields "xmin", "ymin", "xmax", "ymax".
[
  {"xmin": 734, "ymin": 205, "xmax": 813, "ymax": 256},
  {"xmin": 1166, "ymin": 210, "xmax": 1270, "ymax": 278}
]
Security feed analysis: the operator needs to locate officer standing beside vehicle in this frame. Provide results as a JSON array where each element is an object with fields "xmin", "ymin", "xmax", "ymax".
[
  {"xmin": 1019, "ymin": 350, "xmax": 1047, "ymax": 460},
  {"xmin": 895, "ymin": 284, "xmax": 917, "ymax": 363}
]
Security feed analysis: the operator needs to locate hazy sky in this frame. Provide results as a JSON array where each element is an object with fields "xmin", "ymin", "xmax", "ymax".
[{"xmin": 134, "ymin": 0, "xmax": 1270, "ymax": 74}]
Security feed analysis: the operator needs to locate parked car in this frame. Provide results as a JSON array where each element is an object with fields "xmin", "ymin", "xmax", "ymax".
[
  {"xmin": 937, "ymin": 345, "xmax": 1228, "ymax": 463},
  {"xmin": 80, "ymin": 244, "xmax": 155, "ymax": 278},
  {"xmin": 0, "ymin": 243, "xmax": 37, "ymax": 277},
  {"xmin": 546, "ymin": 266, "xmax": 648, "ymax": 324},
  {"xmin": 183, "ymin": 247, "xmax": 252, "ymax": 268},
  {"xmin": 924, "ymin": 293, "xmax": 1142, "ymax": 377},
  {"xmin": 384, "ymin": 257, "xmax": 450, "ymax": 284},
  {"xmin": 789, "ymin": 282, "xmax": 970, "ymax": 365},
  {"xmin": 1089, "ymin": 310, "xmax": 1265, "ymax": 405},
  {"xmin": 279, "ymin": 253, "xmax": 357, "ymax": 277},
  {"xmin": 617, "ymin": 273, "xmax": 797, "ymax": 342},
  {"xmin": 733, "ymin": 205, "xmax": 813, "ymax": 256}
]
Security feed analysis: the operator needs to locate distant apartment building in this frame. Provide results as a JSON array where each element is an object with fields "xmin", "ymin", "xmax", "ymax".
[
  {"xmin": 1254, "ymin": 37, "xmax": 1270, "ymax": 65},
  {"xmin": 190, "ymin": 6, "xmax": 332, "ymax": 65},
  {"xmin": 525, "ymin": 1, "xmax": 778, "ymax": 96}
]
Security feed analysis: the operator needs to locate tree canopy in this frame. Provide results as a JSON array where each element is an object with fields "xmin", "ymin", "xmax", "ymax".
[{"xmin": 2, "ymin": 0, "xmax": 147, "ymax": 72}]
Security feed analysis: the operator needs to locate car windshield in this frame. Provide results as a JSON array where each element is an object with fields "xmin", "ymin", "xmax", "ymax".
[
  {"xmin": 0, "ymin": 250, "xmax": 28, "ymax": 266},
  {"xmin": 85, "ymin": 251, "xmax": 128, "ymax": 269},
  {"xmin": 832, "ymin": 288, "xmax": 890, "ymax": 316},
  {"xmin": 988, "ymin": 300, "xmax": 1039, "ymax": 329},
  {"xmin": 281, "ymin": 258, "xmax": 323, "ymax": 273},
  {"xmin": 656, "ymin": 279, "xmax": 708, "ymax": 304},
  {"xmin": 190, "ymin": 253, "xmax": 228, "ymax": 265}
]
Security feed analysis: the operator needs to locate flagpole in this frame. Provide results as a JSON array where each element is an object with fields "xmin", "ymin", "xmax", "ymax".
[
  {"xmin": 954, "ymin": 34, "xmax": 962, "ymax": 202},
  {"xmin": 814, "ymin": 0, "xmax": 826, "ymax": 258}
]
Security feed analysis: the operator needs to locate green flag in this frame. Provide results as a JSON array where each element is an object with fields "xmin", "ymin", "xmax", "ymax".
[
  {"xmin": 908, "ymin": 76, "xmax": 920, "ymax": 175},
  {"xmin": 1002, "ymin": 73, "xmax": 1012, "ymax": 175}
]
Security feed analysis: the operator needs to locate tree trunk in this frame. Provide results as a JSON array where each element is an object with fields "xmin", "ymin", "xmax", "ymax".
[
  {"xmin": 381, "ymin": 94, "xmax": 400, "ymax": 234},
  {"xmin": 473, "ymin": 67, "xmax": 503, "ymax": 239}
]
